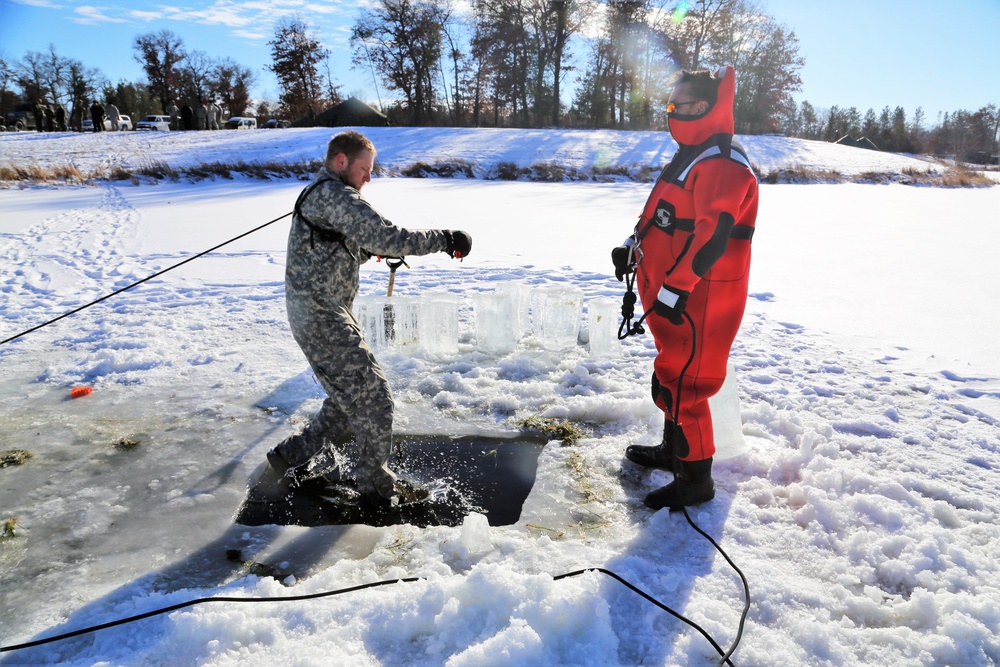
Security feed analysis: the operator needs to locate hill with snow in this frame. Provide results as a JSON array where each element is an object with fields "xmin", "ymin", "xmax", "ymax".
[{"xmin": 0, "ymin": 125, "xmax": 949, "ymax": 181}]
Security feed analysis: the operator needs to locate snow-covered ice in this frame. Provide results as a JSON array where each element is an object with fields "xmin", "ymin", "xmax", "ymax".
[{"xmin": 0, "ymin": 127, "xmax": 998, "ymax": 666}]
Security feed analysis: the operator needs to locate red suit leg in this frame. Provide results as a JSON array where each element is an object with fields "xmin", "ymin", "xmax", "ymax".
[{"xmin": 642, "ymin": 276, "xmax": 747, "ymax": 461}]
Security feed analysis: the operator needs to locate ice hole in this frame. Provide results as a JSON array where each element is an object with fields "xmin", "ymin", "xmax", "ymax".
[{"xmin": 236, "ymin": 433, "xmax": 548, "ymax": 528}]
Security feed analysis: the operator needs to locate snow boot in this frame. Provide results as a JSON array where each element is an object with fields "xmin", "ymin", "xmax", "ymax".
[
  {"xmin": 643, "ymin": 457, "xmax": 715, "ymax": 511},
  {"xmin": 266, "ymin": 448, "xmax": 293, "ymax": 476},
  {"xmin": 625, "ymin": 419, "xmax": 678, "ymax": 472}
]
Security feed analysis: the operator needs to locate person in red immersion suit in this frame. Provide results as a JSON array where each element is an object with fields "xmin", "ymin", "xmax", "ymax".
[{"xmin": 612, "ymin": 65, "xmax": 758, "ymax": 510}]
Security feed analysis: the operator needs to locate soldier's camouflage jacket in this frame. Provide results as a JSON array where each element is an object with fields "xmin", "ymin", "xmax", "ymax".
[{"xmin": 285, "ymin": 167, "xmax": 449, "ymax": 317}]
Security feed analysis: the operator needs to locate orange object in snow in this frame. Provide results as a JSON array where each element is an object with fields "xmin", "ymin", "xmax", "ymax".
[{"xmin": 70, "ymin": 386, "xmax": 93, "ymax": 399}]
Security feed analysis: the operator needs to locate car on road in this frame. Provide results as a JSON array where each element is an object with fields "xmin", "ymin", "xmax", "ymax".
[
  {"xmin": 135, "ymin": 115, "xmax": 171, "ymax": 131},
  {"xmin": 82, "ymin": 115, "xmax": 133, "ymax": 131},
  {"xmin": 263, "ymin": 119, "xmax": 291, "ymax": 128}
]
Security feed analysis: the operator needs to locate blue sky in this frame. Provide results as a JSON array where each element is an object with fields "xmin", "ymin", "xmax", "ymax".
[{"xmin": 1, "ymin": 0, "xmax": 998, "ymax": 124}]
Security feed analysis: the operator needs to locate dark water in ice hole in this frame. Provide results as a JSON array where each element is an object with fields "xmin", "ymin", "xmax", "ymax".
[{"xmin": 235, "ymin": 434, "xmax": 549, "ymax": 529}]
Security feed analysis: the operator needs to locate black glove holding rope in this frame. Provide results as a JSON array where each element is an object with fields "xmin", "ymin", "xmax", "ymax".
[{"xmin": 444, "ymin": 230, "xmax": 472, "ymax": 259}]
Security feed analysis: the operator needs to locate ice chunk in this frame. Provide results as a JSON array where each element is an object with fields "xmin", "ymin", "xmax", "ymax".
[
  {"xmin": 354, "ymin": 294, "xmax": 420, "ymax": 352},
  {"xmin": 419, "ymin": 292, "xmax": 460, "ymax": 355},
  {"xmin": 496, "ymin": 281, "xmax": 532, "ymax": 338},
  {"xmin": 532, "ymin": 286, "xmax": 583, "ymax": 352},
  {"xmin": 459, "ymin": 512, "xmax": 492, "ymax": 553},
  {"xmin": 354, "ymin": 294, "xmax": 392, "ymax": 352},
  {"xmin": 710, "ymin": 362, "xmax": 748, "ymax": 459},
  {"xmin": 473, "ymin": 291, "xmax": 520, "ymax": 355},
  {"xmin": 587, "ymin": 297, "xmax": 621, "ymax": 358},
  {"xmin": 391, "ymin": 296, "xmax": 420, "ymax": 349}
]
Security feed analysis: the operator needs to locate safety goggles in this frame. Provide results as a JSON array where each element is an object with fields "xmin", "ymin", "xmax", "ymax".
[{"xmin": 666, "ymin": 100, "xmax": 701, "ymax": 114}]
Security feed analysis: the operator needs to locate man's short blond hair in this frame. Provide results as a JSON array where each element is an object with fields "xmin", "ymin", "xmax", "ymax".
[{"xmin": 326, "ymin": 131, "xmax": 376, "ymax": 164}]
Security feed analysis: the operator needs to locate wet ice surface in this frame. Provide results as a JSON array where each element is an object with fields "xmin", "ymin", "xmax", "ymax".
[{"xmin": 1, "ymin": 132, "xmax": 999, "ymax": 664}]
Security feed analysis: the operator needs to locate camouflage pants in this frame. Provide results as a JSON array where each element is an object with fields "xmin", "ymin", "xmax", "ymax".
[{"xmin": 277, "ymin": 299, "xmax": 396, "ymax": 498}]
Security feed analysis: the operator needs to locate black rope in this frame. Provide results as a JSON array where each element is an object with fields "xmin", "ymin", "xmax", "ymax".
[
  {"xmin": 555, "ymin": 568, "xmax": 738, "ymax": 666},
  {"xmin": 669, "ymin": 310, "xmax": 699, "ymax": 427},
  {"xmin": 0, "ymin": 576, "xmax": 420, "ymax": 653},
  {"xmin": 617, "ymin": 271, "xmax": 652, "ymax": 340},
  {"xmin": 671, "ymin": 311, "xmax": 749, "ymax": 666},
  {"xmin": 2, "ymin": 564, "xmax": 745, "ymax": 663},
  {"xmin": 681, "ymin": 507, "xmax": 751, "ymax": 667},
  {"xmin": 0, "ymin": 211, "xmax": 293, "ymax": 347}
]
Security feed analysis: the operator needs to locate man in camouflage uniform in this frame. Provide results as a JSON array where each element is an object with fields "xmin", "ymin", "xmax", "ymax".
[{"xmin": 266, "ymin": 131, "xmax": 472, "ymax": 502}]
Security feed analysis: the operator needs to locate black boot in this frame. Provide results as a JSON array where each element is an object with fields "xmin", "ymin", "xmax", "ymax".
[
  {"xmin": 625, "ymin": 419, "xmax": 677, "ymax": 472},
  {"xmin": 643, "ymin": 457, "xmax": 715, "ymax": 511},
  {"xmin": 266, "ymin": 436, "xmax": 310, "ymax": 487},
  {"xmin": 266, "ymin": 448, "xmax": 293, "ymax": 476}
]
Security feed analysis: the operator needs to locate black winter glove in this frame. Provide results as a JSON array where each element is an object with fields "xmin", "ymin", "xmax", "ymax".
[
  {"xmin": 653, "ymin": 284, "xmax": 689, "ymax": 325},
  {"xmin": 444, "ymin": 230, "xmax": 472, "ymax": 259},
  {"xmin": 611, "ymin": 246, "xmax": 635, "ymax": 282}
]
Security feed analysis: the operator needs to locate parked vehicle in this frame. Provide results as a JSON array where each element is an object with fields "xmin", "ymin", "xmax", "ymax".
[
  {"xmin": 135, "ymin": 115, "xmax": 171, "ymax": 131},
  {"xmin": 226, "ymin": 117, "xmax": 257, "ymax": 130},
  {"xmin": 82, "ymin": 115, "xmax": 133, "ymax": 131},
  {"xmin": 263, "ymin": 119, "xmax": 291, "ymax": 129},
  {"xmin": 4, "ymin": 106, "xmax": 37, "ymax": 131}
]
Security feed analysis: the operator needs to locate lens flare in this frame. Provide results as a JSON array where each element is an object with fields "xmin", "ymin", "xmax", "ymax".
[{"xmin": 672, "ymin": 1, "xmax": 690, "ymax": 24}]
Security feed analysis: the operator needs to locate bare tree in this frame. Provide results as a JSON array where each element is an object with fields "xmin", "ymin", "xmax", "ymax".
[
  {"xmin": 16, "ymin": 44, "xmax": 76, "ymax": 105},
  {"xmin": 648, "ymin": 0, "xmax": 803, "ymax": 133},
  {"xmin": 133, "ymin": 29, "xmax": 187, "ymax": 113},
  {"xmin": 574, "ymin": 0, "xmax": 672, "ymax": 129},
  {"xmin": 0, "ymin": 54, "xmax": 16, "ymax": 117},
  {"xmin": 656, "ymin": 0, "xmax": 730, "ymax": 70},
  {"xmin": 352, "ymin": 0, "xmax": 448, "ymax": 126},
  {"xmin": 177, "ymin": 50, "xmax": 215, "ymax": 105},
  {"xmin": 213, "ymin": 57, "xmax": 256, "ymax": 117},
  {"xmin": 321, "ymin": 53, "xmax": 344, "ymax": 108}
]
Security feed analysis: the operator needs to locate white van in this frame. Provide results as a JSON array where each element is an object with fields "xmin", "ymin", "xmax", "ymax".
[{"xmin": 226, "ymin": 117, "xmax": 257, "ymax": 130}]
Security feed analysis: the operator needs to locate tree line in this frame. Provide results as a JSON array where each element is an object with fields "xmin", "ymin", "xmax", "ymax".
[
  {"xmin": 0, "ymin": 33, "xmax": 257, "ymax": 127},
  {"xmin": 345, "ymin": 0, "xmax": 805, "ymax": 132},
  {"xmin": 780, "ymin": 100, "xmax": 999, "ymax": 162}
]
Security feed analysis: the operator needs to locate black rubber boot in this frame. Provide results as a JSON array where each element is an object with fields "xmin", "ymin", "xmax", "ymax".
[
  {"xmin": 625, "ymin": 420, "xmax": 677, "ymax": 472},
  {"xmin": 643, "ymin": 457, "xmax": 715, "ymax": 511},
  {"xmin": 266, "ymin": 448, "xmax": 292, "ymax": 475},
  {"xmin": 266, "ymin": 441, "xmax": 308, "ymax": 488}
]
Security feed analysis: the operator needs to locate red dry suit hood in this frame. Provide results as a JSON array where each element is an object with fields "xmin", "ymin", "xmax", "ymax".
[{"xmin": 667, "ymin": 65, "xmax": 736, "ymax": 146}]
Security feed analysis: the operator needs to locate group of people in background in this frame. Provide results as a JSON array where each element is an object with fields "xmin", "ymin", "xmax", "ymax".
[
  {"xmin": 30, "ymin": 100, "xmax": 67, "ymax": 131},
  {"xmin": 24, "ymin": 98, "xmax": 119, "ymax": 132},
  {"xmin": 166, "ymin": 101, "xmax": 224, "ymax": 131},
  {"xmin": 21, "ymin": 98, "xmax": 227, "ymax": 132}
]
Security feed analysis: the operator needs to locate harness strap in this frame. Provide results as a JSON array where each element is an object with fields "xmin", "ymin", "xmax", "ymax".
[
  {"xmin": 294, "ymin": 177, "xmax": 356, "ymax": 259},
  {"xmin": 677, "ymin": 140, "xmax": 754, "ymax": 182}
]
